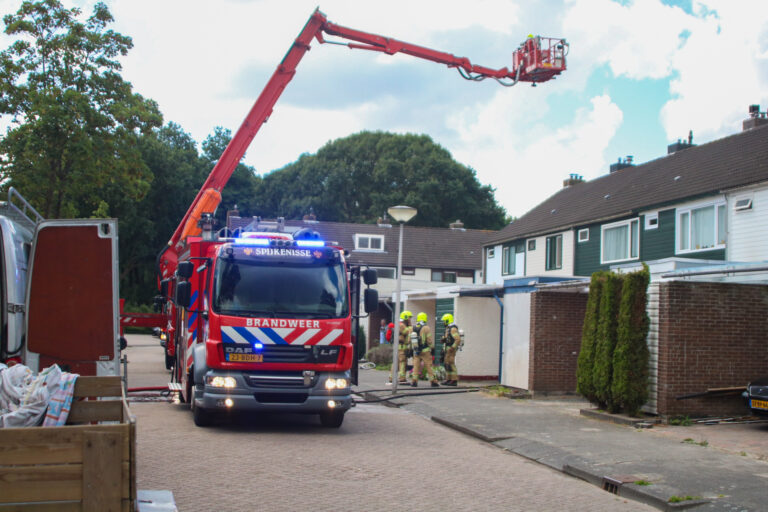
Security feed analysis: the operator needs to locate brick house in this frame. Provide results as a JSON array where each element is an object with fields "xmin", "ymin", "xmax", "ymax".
[{"xmin": 480, "ymin": 108, "xmax": 768, "ymax": 415}]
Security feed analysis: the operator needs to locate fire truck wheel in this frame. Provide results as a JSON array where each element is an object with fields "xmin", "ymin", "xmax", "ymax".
[
  {"xmin": 192, "ymin": 400, "xmax": 213, "ymax": 427},
  {"xmin": 319, "ymin": 410, "xmax": 345, "ymax": 428}
]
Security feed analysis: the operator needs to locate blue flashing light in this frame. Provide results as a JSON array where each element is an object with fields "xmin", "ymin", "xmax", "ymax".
[
  {"xmin": 296, "ymin": 240, "xmax": 325, "ymax": 247},
  {"xmin": 253, "ymin": 343, "xmax": 264, "ymax": 350},
  {"xmin": 234, "ymin": 237, "xmax": 270, "ymax": 246}
]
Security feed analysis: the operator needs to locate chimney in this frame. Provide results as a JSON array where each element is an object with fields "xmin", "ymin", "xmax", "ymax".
[
  {"xmin": 667, "ymin": 130, "xmax": 696, "ymax": 154},
  {"xmin": 609, "ymin": 156, "xmax": 635, "ymax": 173},
  {"xmin": 377, "ymin": 214, "xmax": 392, "ymax": 227},
  {"xmin": 302, "ymin": 207, "xmax": 318, "ymax": 223},
  {"xmin": 449, "ymin": 219, "xmax": 465, "ymax": 231},
  {"xmin": 562, "ymin": 173, "xmax": 585, "ymax": 188},
  {"xmin": 226, "ymin": 204, "xmax": 240, "ymax": 229},
  {"xmin": 743, "ymin": 104, "xmax": 768, "ymax": 131}
]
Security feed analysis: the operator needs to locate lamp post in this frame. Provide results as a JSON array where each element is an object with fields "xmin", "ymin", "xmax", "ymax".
[{"xmin": 387, "ymin": 205, "xmax": 417, "ymax": 393}]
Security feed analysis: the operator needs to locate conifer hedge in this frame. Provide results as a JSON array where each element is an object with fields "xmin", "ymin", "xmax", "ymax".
[
  {"xmin": 576, "ymin": 271, "xmax": 604, "ymax": 403},
  {"xmin": 576, "ymin": 266, "xmax": 652, "ymax": 416},
  {"xmin": 593, "ymin": 272, "xmax": 622, "ymax": 411},
  {"xmin": 611, "ymin": 265, "xmax": 651, "ymax": 416}
]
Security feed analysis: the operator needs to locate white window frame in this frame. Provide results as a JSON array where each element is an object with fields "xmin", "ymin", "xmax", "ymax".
[
  {"xmin": 644, "ymin": 212, "xmax": 659, "ymax": 230},
  {"xmin": 601, "ymin": 218, "xmax": 640, "ymax": 264},
  {"xmin": 675, "ymin": 200, "xmax": 726, "ymax": 254},
  {"xmin": 733, "ymin": 197, "xmax": 753, "ymax": 212},
  {"xmin": 354, "ymin": 234, "xmax": 384, "ymax": 251},
  {"xmin": 371, "ymin": 267, "xmax": 396, "ymax": 279},
  {"xmin": 545, "ymin": 234, "xmax": 563, "ymax": 270},
  {"xmin": 487, "ymin": 247, "xmax": 495, "ymax": 258},
  {"xmin": 578, "ymin": 228, "xmax": 589, "ymax": 242}
]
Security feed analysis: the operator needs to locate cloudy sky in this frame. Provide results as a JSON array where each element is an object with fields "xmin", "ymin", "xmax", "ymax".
[{"xmin": 2, "ymin": 0, "xmax": 768, "ymax": 218}]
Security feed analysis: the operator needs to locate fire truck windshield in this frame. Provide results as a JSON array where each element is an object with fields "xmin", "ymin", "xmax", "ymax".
[{"xmin": 212, "ymin": 253, "xmax": 349, "ymax": 319}]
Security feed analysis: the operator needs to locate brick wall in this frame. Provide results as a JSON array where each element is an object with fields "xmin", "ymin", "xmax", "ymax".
[
  {"xmin": 657, "ymin": 281, "xmax": 768, "ymax": 417},
  {"xmin": 529, "ymin": 291, "xmax": 588, "ymax": 393}
]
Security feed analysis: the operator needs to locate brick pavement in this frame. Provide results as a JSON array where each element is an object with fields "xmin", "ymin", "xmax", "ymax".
[{"xmin": 133, "ymin": 401, "xmax": 655, "ymax": 511}]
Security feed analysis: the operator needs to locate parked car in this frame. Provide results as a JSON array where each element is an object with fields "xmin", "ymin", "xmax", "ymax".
[{"xmin": 744, "ymin": 376, "xmax": 768, "ymax": 417}]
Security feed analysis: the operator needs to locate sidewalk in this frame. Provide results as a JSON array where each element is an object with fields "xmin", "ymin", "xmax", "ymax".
[{"xmin": 354, "ymin": 368, "xmax": 768, "ymax": 512}]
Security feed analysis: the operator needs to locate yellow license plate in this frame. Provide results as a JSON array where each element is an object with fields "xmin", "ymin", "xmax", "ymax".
[
  {"xmin": 751, "ymin": 399, "xmax": 768, "ymax": 410},
  {"xmin": 228, "ymin": 353, "xmax": 263, "ymax": 362}
]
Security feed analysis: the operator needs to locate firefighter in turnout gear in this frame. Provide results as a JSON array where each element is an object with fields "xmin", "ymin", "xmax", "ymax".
[
  {"xmin": 397, "ymin": 311, "xmax": 413, "ymax": 383},
  {"xmin": 410, "ymin": 312, "xmax": 439, "ymax": 387},
  {"xmin": 440, "ymin": 313, "xmax": 461, "ymax": 386}
]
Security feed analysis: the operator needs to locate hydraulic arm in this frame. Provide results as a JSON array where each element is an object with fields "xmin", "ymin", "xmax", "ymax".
[{"xmin": 158, "ymin": 8, "xmax": 568, "ymax": 280}]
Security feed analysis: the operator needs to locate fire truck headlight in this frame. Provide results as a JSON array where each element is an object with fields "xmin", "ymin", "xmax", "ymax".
[
  {"xmin": 325, "ymin": 378, "xmax": 348, "ymax": 390},
  {"xmin": 207, "ymin": 376, "xmax": 237, "ymax": 388}
]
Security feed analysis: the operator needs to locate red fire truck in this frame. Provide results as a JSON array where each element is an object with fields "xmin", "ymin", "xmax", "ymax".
[{"xmin": 153, "ymin": 9, "xmax": 568, "ymax": 427}]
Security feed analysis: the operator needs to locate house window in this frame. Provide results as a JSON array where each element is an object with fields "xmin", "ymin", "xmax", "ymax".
[
  {"xmin": 487, "ymin": 247, "xmax": 495, "ymax": 258},
  {"xmin": 431, "ymin": 270, "xmax": 457, "ymax": 283},
  {"xmin": 578, "ymin": 229, "xmax": 589, "ymax": 242},
  {"xmin": 734, "ymin": 197, "xmax": 753, "ymax": 211},
  {"xmin": 644, "ymin": 212, "xmax": 659, "ymax": 230},
  {"xmin": 601, "ymin": 218, "xmax": 639, "ymax": 263},
  {"xmin": 676, "ymin": 202, "xmax": 726, "ymax": 253},
  {"xmin": 401, "ymin": 267, "xmax": 415, "ymax": 276},
  {"xmin": 354, "ymin": 234, "xmax": 384, "ymax": 251},
  {"xmin": 545, "ymin": 234, "xmax": 562, "ymax": 270},
  {"xmin": 528, "ymin": 240, "xmax": 536, "ymax": 251},
  {"xmin": 372, "ymin": 267, "xmax": 395, "ymax": 279},
  {"xmin": 502, "ymin": 243, "xmax": 524, "ymax": 275}
]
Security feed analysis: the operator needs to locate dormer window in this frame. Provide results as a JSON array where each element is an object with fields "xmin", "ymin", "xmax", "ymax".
[{"xmin": 354, "ymin": 234, "xmax": 384, "ymax": 251}]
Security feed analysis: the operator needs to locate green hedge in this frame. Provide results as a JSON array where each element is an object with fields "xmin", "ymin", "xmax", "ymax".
[
  {"xmin": 576, "ymin": 271, "xmax": 604, "ymax": 403},
  {"xmin": 578, "ymin": 266, "xmax": 650, "ymax": 416}
]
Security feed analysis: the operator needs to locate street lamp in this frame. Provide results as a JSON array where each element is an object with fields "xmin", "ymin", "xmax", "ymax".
[{"xmin": 388, "ymin": 205, "xmax": 417, "ymax": 393}]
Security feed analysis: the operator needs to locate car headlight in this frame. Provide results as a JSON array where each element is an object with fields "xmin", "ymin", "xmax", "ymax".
[
  {"xmin": 325, "ymin": 378, "xmax": 348, "ymax": 390},
  {"xmin": 207, "ymin": 376, "xmax": 237, "ymax": 388}
]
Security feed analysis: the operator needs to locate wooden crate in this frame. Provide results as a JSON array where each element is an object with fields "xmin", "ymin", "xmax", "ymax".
[{"xmin": 0, "ymin": 376, "xmax": 136, "ymax": 512}]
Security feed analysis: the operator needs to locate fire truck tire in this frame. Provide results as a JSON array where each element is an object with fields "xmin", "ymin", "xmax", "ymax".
[
  {"xmin": 192, "ymin": 399, "xmax": 212, "ymax": 427},
  {"xmin": 319, "ymin": 410, "xmax": 345, "ymax": 428}
]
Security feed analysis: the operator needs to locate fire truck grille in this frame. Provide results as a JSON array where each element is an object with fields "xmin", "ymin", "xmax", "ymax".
[
  {"xmin": 255, "ymin": 392, "xmax": 308, "ymax": 404},
  {"xmin": 260, "ymin": 344, "xmax": 340, "ymax": 364}
]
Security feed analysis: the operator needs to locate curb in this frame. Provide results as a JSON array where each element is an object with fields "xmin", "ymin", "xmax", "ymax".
[
  {"xmin": 430, "ymin": 416, "xmax": 512, "ymax": 443},
  {"xmin": 580, "ymin": 408, "xmax": 661, "ymax": 428}
]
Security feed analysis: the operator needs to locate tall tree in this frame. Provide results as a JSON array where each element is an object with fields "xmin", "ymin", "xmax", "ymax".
[
  {"xmin": 0, "ymin": 0, "xmax": 161, "ymax": 218},
  {"xmin": 259, "ymin": 131, "xmax": 507, "ymax": 230}
]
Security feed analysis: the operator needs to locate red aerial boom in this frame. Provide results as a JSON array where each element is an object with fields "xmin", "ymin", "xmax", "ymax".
[{"xmin": 157, "ymin": 8, "xmax": 568, "ymax": 280}]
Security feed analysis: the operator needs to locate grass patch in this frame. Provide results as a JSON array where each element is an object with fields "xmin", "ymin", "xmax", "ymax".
[
  {"xmin": 668, "ymin": 495, "xmax": 700, "ymax": 503},
  {"xmin": 634, "ymin": 480, "xmax": 652, "ymax": 486},
  {"xmin": 682, "ymin": 438, "xmax": 708, "ymax": 447},
  {"xmin": 669, "ymin": 415, "xmax": 693, "ymax": 426}
]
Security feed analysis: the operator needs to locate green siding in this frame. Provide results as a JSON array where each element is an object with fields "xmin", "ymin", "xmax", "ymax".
[
  {"xmin": 574, "ymin": 225, "xmax": 602, "ymax": 276},
  {"xmin": 434, "ymin": 298, "xmax": 454, "ymax": 363},
  {"xmin": 640, "ymin": 209, "xmax": 675, "ymax": 260},
  {"xmin": 574, "ymin": 209, "xmax": 725, "ymax": 277}
]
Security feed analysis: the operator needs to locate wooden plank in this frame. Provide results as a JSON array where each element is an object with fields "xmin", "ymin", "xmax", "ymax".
[
  {"xmin": 82, "ymin": 432, "xmax": 121, "ymax": 512},
  {"xmin": 73, "ymin": 377, "xmax": 122, "ymax": 398},
  {"xmin": 128, "ymin": 414, "xmax": 137, "ymax": 505},
  {"xmin": 68, "ymin": 401, "xmax": 123, "ymax": 424},
  {"xmin": 0, "ymin": 502, "xmax": 81, "ymax": 511},
  {"xmin": 0, "ymin": 424, "xmax": 130, "ymax": 466},
  {"xmin": 0, "ymin": 464, "xmax": 82, "ymax": 503}
]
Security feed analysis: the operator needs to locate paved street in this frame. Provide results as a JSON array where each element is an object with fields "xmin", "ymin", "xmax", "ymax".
[{"xmin": 125, "ymin": 335, "xmax": 654, "ymax": 511}]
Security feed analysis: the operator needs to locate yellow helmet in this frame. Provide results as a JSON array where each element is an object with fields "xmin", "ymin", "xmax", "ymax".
[
  {"xmin": 400, "ymin": 310, "xmax": 412, "ymax": 320},
  {"xmin": 441, "ymin": 313, "xmax": 454, "ymax": 325},
  {"xmin": 416, "ymin": 312, "xmax": 428, "ymax": 323}
]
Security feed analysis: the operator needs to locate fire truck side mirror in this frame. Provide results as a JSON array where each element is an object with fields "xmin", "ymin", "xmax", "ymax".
[
  {"xmin": 176, "ymin": 281, "xmax": 192, "ymax": 309},
  {"xmin": 363, "ymin": 288, "xmax": 378, "ymax": 313},
  {"xmin": 362, "ymin": 268, "xmax": 377, "ymax": 285},
  {"xmin": 160, "ymin": 279, "xmax": 169, "ymax": 298},
  {"xmin": 178, "ymin": 261, "xmax": 194, "ymax": 279}
]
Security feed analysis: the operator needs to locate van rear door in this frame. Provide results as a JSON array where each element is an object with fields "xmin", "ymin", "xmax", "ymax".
[{"xmin": 24, "ymin": 219, "xmax": 119, "ymax": 376}]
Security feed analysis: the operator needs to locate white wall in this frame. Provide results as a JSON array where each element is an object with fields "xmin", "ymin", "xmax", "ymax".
[
  {"xmin": 727, "ymin": 185, "xmax": 768, "ymax": 262},
  {"xmin": 501, "ymin": 293, "xmax": 531, "ymax": 389},
  {"xmin": 525, "ymin": 231, "xmax": 574, "ymax": 277},
  {"xmin": 485, "ymin": 244, "xmax": 503, "ymax": 284},
  {"xmin": 454, "ymin": 297, "xmax": 500, "ymax": 378}
]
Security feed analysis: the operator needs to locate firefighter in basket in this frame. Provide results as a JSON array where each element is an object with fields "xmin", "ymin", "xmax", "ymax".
[
  {"xmin": 397, "ymin": 310, "xmax": 413, "ymax": 384},
  {"xmin": 440, "ymin": 313, "xmax": 462, "ymax": 386},
  {"xmin": 410, "ymin": 312, "xmax": 439, "ymax": 387}
]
